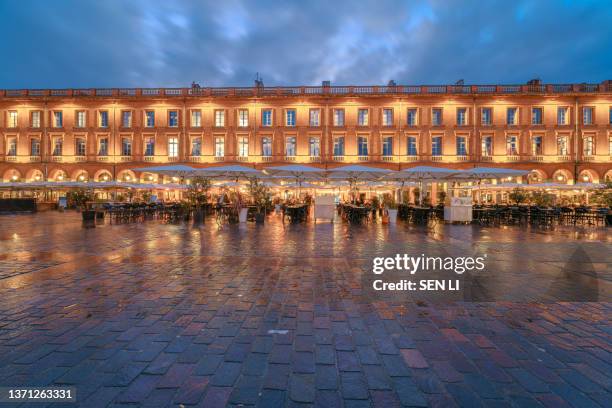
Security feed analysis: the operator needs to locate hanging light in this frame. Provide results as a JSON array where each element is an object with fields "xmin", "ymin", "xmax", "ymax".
[
  {"xmin": 11, "ymin": 175, "xmax": 18, "ymax": 181},
  {"xmin": 582, "ymin": 175, "xmax": 589, "ymax": 182}
]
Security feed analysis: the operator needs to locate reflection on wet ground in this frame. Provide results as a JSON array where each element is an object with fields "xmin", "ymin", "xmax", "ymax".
[{"xmin": 0, "ymin": 212, "xmax": 610, "ymax": 407}]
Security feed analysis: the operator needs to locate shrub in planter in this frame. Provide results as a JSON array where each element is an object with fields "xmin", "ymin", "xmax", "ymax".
[
  {"xmin": 248, "ymin": 178, "xmax": 271, "ymax": 224},
  {"xmin": 187, "ymin": 176, "xmax": 211, "ymax": 224}
]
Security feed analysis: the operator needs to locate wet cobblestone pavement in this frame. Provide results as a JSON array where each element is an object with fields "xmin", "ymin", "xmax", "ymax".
[{"xmin": 0, "ymin": 212, "xmax": 610, "ymax": 407}]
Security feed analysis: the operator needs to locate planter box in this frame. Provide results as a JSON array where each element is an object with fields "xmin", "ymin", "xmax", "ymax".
[{"xmin": 82, "ymin": 210, "xmax": 96, "ymax": 221}]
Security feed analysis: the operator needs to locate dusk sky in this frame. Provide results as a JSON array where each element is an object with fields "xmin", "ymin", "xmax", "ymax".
[{"xmin": 1, "ymin": 0, "xmax": 611, "ymax": 88}]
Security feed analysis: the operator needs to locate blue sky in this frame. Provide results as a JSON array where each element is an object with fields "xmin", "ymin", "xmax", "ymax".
[{"xmin": 0, "ymin": 0, "xmax": 611, "ymax": 88}]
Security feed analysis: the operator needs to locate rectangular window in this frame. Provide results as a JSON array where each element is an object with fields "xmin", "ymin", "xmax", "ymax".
[
  {"xmin": 532, "ymin": 107, "xmax": 543, "ymax": 125},
  {"xmin": 358, "ymin": 109, "xmax": 369, "ymax": 126},
  {"xmin": 75, "ymin": 138, "xmax": 86, "ymax": 156},
  {"xmin": 610, "ymin": 107, "xmax": 612, "ymax": 124},
  {"xmin": 238, "ymin": 109, "xmax": 249, "ymax": 127},
  {"xmin": 144, "ymin": 137, "xmax": 155, "ymax": 156},
  {"xmin": 121, "ymin": 138, "xmax": 132, "ymax": 156},
  {"xmin": 557, "ymin": 136, "xmax": 568, "ymax": 156},
  {"xmin": 432, "ymin": 108, "xmax": 442, "ymax": 126},
  {"xmin": 481, "ymin": 108, "xmax": 492, "ymax": 125},
  {"xmin": 121, "ymin": 111, "xmax": 132, "ymax": 128},
  {"xmin": 168, "ymin": 111, "xmax": 179, "ymax": 127},
  {"xmin": 583, "ymin": 136, "xmax": 594, "ymax": 156},
  {"xmin": 309, "ymin": 137, "xmax": 320, "ymax": 157},
  {"xmin": 145, "ymin": 111, "xmax": 155, "ymax": 127},
  {"xmin": 52, "ymin": 138, "xmax": 63, "ymax": 156},
  {"xmin": 407, "ymin": 109, "xmax": 418, "ymax": 126},
  {"xmin": 507, "ymin": 108, "xmax": 518, "ymax": 125},
  {"xmin": 215, "ymin": 110, "xmax": 225, "ymax": 127},
  {"xmin": 333, "ymin": 136, "xmax": 344, "ymax": 156},
  {"xmin": 557, "ymin": 107, "xmax": 568, "ymax": 125},
  {"xmin": 215, "ymin": 137, "xmax": 225, "ymax": 157},
  {"xmin": 31, "ymin": 111, "xmax": 41, "ymax": 128},
  {"xmin": 382, "ymin": 136, "xmax": 393, "ymax": 156},
  {"xmin": 285, "ymin": 136, "xmax": 297, "ymax": 157},
  {"xmin": 99, "ymin": 111, "xmax": 109, "ymax": 128},
  {"xmin": 481, "ymin": 136, "xmax": 492, "ymax": 157},
  {"xmin": 431, "ymin": 136, "xmax": 442, "ymax": 156},
  {"xmin": 333, "ymin": 109, "xmax": 345, "ymax": 126},
  {"xmin": 168, "ymin": 137, "xmax": 178, "ymax": 157},
  {"xmin": 53, "ymin": 111, "xmax": 63, "ymax": 127},
  {"xmin": 191, "ymin": 137, "xmax": 201, "ymax": 156},
  {"xmin": 191, "ymin": 110, "xmax": 202, "ymax": 127},
  {"xmin": 7, "ymin": 137, "xmax": 16, "ymax": 156},
  {"xmin": 8, "ymin": 111, "xmax": 18, "ymax": 128},
  {"xmin": 357, "ymin": 136, "xmax": 368, "ymax": 156},
  {"xmin": 238, "ymin": 136, "xmax": 249, "ymax": 157},
  {"xmin": 262, "ymin": 109, "xmax": 272, "ymax": 127},
  {"xmin": 30, "ymin": 138, "xmax": 40, "ymax": 156},
  {"xmin": 609, "ymin": 136, "xmax": 612, "ymax": 154},
  {"xmin": 456, "ymin": 136, "xmax": 467, "ymax": 156},
  {"xmin": 456, "ymin": 108, "xmax": 467, "ymax": 126},
  {"xmin": 583, "ymin": 107, "xmax": 593, "ymax": 125},
  {"xmin": 75, "ymin": 111, "xmax": 86, "ymax": 128},
  {"xmin": 407, "ymin": 136, "xmax": 417, "ymax": 156},
  {"xmin": 382, "ymin": 109, "xmax": 393, "ymax": 126},
  {"xmin": 286, "ymin": 109, "xmax": 296, "ymax": 127},
  {"xmin": 309, "ymin": 109, "xmax": 320, "ymax": 127},
  {"xmin": 531, "ymin": 136, "xmax": 542, "ymax": 155},
  {"xmin": 506, "ymin": 135, "xmax": 518, "ymax": 155},
  {"xmin": 99, "ymin": 138, "xmax": 108, "ymax": 156},
  {"xmin": 262, "ymin": 137, "xmax": 272, "ymax": 157}
]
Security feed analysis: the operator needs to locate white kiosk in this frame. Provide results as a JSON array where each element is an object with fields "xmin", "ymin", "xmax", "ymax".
[
  {"xmin": 444, "ymin": 196, "xmax": 473, "ymax": 223},
  {"xmin": 314, "ymin": 194, "xmax": 335, "ymax": 223}
]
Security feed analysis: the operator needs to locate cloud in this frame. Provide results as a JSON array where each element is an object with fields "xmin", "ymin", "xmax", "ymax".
[{"xmin": 0, "ymin": 0, "xmax": 610, "ymax": 88}]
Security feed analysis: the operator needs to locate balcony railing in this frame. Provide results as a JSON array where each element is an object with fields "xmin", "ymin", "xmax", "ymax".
[
  {"xmin": 237, "ymin": 156, "xmax": 248, "ymax": 162},
  {"xmin": 3, "ymin": 82, "xmax": 610, "ymax": 99},
  {"xmin": 261, "ymin": 156, "xmax": 273, "ymax": 162},
  {"xmin": 6, "ymin": 156, "xmax": 17, "ymax": 162},
  {"xmin": 332, "ymin": 156, "xmax": 345, "ymax": 162},
  {"xmin": 168, "ymin": 156, "xmax": 180, "ymax": 162},
  {"xmin": 309, "ymin": 156, "xmax": 321, "ymax": 163},
  {"xmin": 189, "ymin": 156, "xmax": 201, "ymax": 162},
  {"xmin": 214, "ymin": 156, "xmax": 225, "ymax": 161},
  {"xmin": 144, "ymin": 156, "xmax": 155, "ymax": 162},
  {"xmin": 285, "ymin": 156, "xmax": 297, "ymax": 162},
  {"xmin": 529, "ymin": 155, "xmax": 544, "ymax": 162},
  {"xmin": 51, "ymin": 156, "xmax": 62, "ymax": 162},
  {"xmin": 381, "ymin": 156, "xmax": 394, "ymax": 162},
  {"xmin": 97, "ymin": 156, "xmax": 109, "ymax": 162},
  {"xmin": 402, "ymin": 155, "xmax": 420, "ymax": 162},
  {"xmin": 358, "ymin": 155, "xmax": 369, "ymax": 161},
  {"xmin": 120, "ymin": 156, "xmax": 132, "ymax": 162},
  {"xmin": 581, "ymin": 155, "xmax": 595, "ymax": 162},
  {"xmin": 29, "ymin": 156, "xmax": 41, "ymax": 162}
]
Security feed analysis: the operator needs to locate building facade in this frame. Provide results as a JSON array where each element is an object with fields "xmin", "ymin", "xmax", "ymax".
[{"xmin": 1, "ymin": 82, "xmax": 611, "ymax": 184}]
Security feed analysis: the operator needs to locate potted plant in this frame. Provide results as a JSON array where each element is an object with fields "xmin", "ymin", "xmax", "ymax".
[
  {"xmin": 187, "ymin": 176, "xmax": 211, "ymax": 224},
  {"xmin": 371, "ymin": 196, "xmax": 380, "ymax": 219},
  {"xmin": 382, "ymin": 193, "xmax": 398, "ymax": 224},
  {"xmin": 228, "ymin": 190, "xmax": 247, "ymax": 223},
  {"xmin": 248, "ymin": 178, "xmax": 271, "ymax": 224},
  {"xmin": 72, "ymin": 188, "xmax": 95, "ymax": 221},
  {"xmin": 509, "ymin": 188, "xmax": 528, "ymax": 205}
]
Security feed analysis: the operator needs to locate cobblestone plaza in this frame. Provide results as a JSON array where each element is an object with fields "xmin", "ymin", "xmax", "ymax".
[{"xmin": 0, "ymin": 213, "xmax": 610, "ymax": 407}]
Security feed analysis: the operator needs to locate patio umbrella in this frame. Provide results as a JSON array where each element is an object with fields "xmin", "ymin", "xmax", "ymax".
[
  {"xmin": 132, "ymin": 164, "xmax": 199, "ymax": 179},
  {"xmin": 386, "ymin": 166, "xmax": 461, "ymax": 205},
  {"xmin": 264, "ymin": 164, "xmax": 326, "ymax": 199},
  {"xmin": 327, "ymin": 165, "xmax": 391, "ymax": 203},
  {"xmin": 451, "ymin": 167, "xmax": 530, "ymax": 205},
  {"xmin": 195, "ymin": 165, "xmax": 263, "ymax": 181},
  {"xmin": 451, "ymin": 167, "xmax": 529, "ymax": 181}
]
